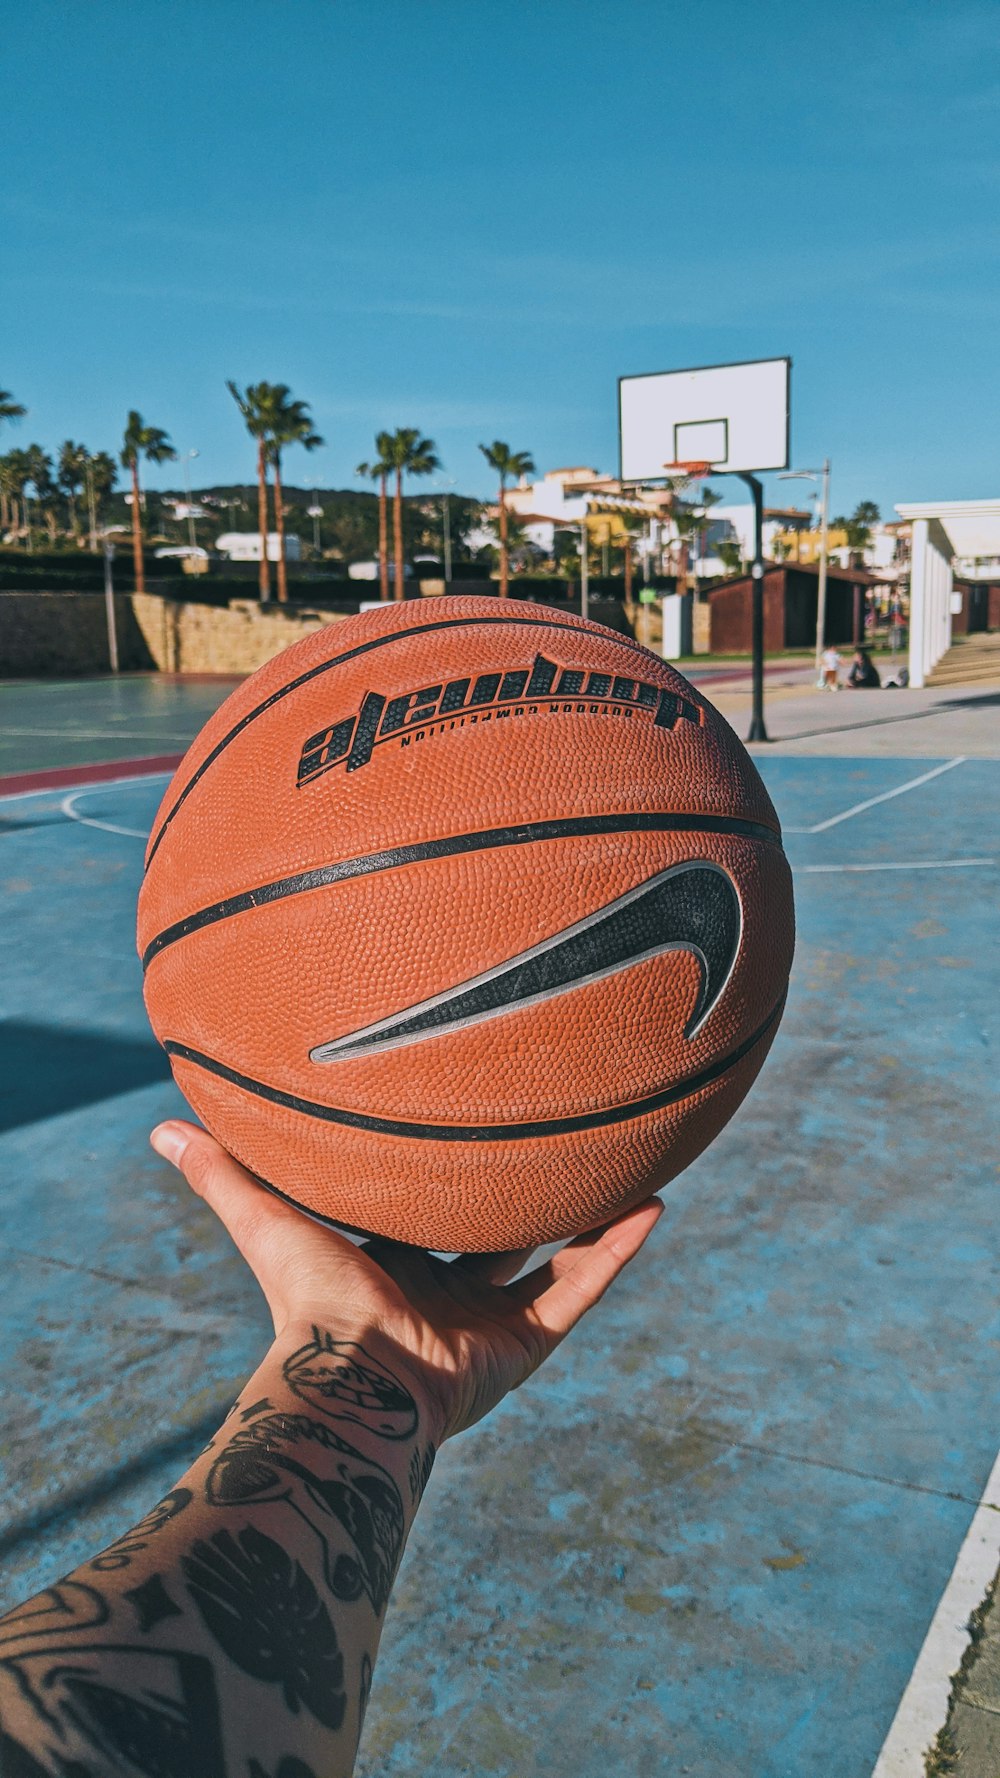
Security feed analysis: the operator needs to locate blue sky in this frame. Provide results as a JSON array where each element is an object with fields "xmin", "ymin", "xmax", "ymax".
[{"xmin": 3, "ymin": 0, "xmax": 997, "ymax": 515}]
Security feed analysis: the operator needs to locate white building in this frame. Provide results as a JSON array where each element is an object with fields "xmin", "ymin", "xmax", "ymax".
[
  {"xmin": 895, "ymin": 498, "xmax": 1000, "ymax": 685},
  {"xmin": 215, "ymin": 532, "xmax": 302, "ymax": 563}
]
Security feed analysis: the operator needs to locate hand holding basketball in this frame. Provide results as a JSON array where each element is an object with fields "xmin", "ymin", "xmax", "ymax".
[{"xmin": 151, "ymin": 1116, "xmax": 663, "ymax": 1440}]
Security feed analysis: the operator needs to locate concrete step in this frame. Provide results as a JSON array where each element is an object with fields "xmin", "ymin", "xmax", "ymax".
[
  {"xmin": 927, "ymin": 659, "xmax": 1000, "ymax": 685},
  {"xmin": 926, "ymin": 633, "xmax": 1000, "ymax": 685}
]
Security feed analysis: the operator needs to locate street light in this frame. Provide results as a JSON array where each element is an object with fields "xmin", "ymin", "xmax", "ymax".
[
  {"xmin": 779, "ymin": 459, "xmax": 830, "ymax": 681},
  {"xmin": 181, "ymin": 449, "xmax": 200, "ymax": 554},
  {"xmin": 436, "ymin": 477, "xmax": 457, "ymax": 582},
  {"xmin": 307, "ymin": 491, "xmax": 324, "ymax": 556}
]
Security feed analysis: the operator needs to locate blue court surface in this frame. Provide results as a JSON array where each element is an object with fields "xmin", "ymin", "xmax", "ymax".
[{"xmin": 0, "ymin": 728, "xmax": 997, "ymax": 1777}]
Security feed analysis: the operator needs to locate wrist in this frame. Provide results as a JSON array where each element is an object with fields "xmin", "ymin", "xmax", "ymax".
[{"xmin": 264, "ymin": 1318, "xmax": 447, "ymax": 1454}]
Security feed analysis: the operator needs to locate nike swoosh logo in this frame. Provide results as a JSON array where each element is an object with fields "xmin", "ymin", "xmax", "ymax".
[{"xmin": 310, "ymin": 861, "xmax": 741, "ymax": 1064}]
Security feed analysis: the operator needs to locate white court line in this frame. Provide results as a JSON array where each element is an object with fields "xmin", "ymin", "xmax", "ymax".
[
  {"xmin": 806, "ymin": 757, "xmax": 967, "ymax": 834},
  {"xmin": 60, "ymin": 787, "xmax": 151, "ymax": 840},
  {"xmin": 802, "ymin": 858, "xmax": 995, "ymax": 874},
  {"xmin": 0, "ymin": 770, "xmax": 173, "ymax": 806},
  {"xmin": 2, "ymin": 727, "xmax": 192, "ymax": 740},
  {"xmin": 872, "ymin": 1447, "xmax": 1000, "ymax": 1776}
]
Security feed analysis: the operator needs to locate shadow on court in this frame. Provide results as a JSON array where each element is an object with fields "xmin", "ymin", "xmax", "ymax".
[{"xmin": 0, "ymin": 1020, "xmax": 169, "ymax": 1133}]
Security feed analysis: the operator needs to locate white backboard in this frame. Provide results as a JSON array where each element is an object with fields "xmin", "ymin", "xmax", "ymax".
[{"xmin": 618, "ymin": 356, "xmax": 790, "ymax": 481}]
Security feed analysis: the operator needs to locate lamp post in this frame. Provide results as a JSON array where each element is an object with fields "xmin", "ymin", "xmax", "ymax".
[
  {"xmin": 738, "ymin": 473, "xmax": 768, "ymax": 742},
  {"xmin": 436, "ymin": 478, "xmax": 457, "ymax": 582},
  {"xmin": 181, "ymin": 450, "xmax": 200, "ymax": 553},
  {"xmin": 103, "ymin": 543, "xmax": 119, "ymax": 673},
  {"xmin": 307, "ymin": 491, "xmax": 324, "ymax": 556},
  {"xmin": 779, "ymin": 460, "xmax": 830, "ymax": 680}
]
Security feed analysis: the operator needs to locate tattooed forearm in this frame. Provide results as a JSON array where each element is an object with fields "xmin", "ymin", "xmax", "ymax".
[
  {"xmin": 207, "ymin": 1407, "xmax": 405, "ymax": 1613},
  {"xmin": 183, "ymin": 1525, "xmax": 347, "ymax": 1730},
  {"xmin": 0, "ymin": 1327, "xmax": 432, "ymax": 1778},
  {"xmin": 89, "ymin": 1486, "xmax": 192, "ymax": 1572}
]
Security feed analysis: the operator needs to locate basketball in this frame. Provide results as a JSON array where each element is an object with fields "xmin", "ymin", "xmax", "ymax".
[{"xmin": 137, "ymin": 596, "xmax": 794, "ymax": 1251}]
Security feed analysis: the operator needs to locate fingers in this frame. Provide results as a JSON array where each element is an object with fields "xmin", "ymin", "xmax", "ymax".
[
  {"xmin": 450, "ymin": 1246, "xmax": 538, "ymax": 1287},
  {"xmin": 510, "ymin": 1197, "xmax": 663, "ymax": 1348},
  {"xmin": 150, "ymin": 1119, "xmax": 302, "ymax": 1265}
]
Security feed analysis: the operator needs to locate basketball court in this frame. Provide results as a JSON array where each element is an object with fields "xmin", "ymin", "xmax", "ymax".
[{"xmin": 1, "ymin": 667, "xmax": 997, "ymax": 1777}]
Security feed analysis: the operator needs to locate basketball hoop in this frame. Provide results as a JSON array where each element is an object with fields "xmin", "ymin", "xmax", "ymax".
[{"xmin": 661, "ymin": 460, "xmax": 713, "ymax": 489}]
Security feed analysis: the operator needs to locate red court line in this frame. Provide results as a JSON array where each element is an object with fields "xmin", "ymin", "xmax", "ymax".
[{"xmin": 0, "ymin": 754, "xmax": 183, "ymax": 798}]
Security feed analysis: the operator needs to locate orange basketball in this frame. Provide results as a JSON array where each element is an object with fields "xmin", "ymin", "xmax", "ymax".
[{"xmin": 138, "ymin": 596, "xmax": 794, "ymax": 1251}]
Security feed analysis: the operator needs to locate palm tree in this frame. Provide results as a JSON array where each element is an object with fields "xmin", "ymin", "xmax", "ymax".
[
  {"xmin": 86, "ymin": 450, "xmax": 118, "ymax": 550},
  {"xmin": 58, "ymin": 441, "xmax": 89, "ymax": 538},
  {"xmin": 617, "ymin": 508, "xmax": 648, "ymax": 609},
  {"xmin": 2, "ymin": 448, "xmax": 31, "ymax": 544},
  {"xmin": 382, "ymin": 429, "xmax": 440, "ymax": 600},
  {"xmin": 227, "ymin": 381, "xmax": 276, "ymax": 600},
  {"xmin": 265, "ymin": 388, "xmax": 323, "ymax": 603},
  {"xmin": 478, "ymin": 442, "xmax": 535, "ymax": 597},
  {"xmin": 0, "ymin": 389, "xmax": 26, "ymax": 433},
  {"xmin": 0, "ymin": 393, "xmax": 27, "ymax": 537},
  {"xmin": 27, "ymin": 446, "xmax": 59, "ymax": 544},
  {"xmin": 121, "ymin": 413, "xmax": 176, "ymax": 593},
  {"xmin": 356, "ymin": 433, "xmax": 393, "ymax": 602}
]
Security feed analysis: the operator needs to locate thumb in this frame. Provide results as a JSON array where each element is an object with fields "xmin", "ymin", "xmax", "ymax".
[{"xmin": 150, "ymin": 1119, "xmax": 303, "ymax": 1280}]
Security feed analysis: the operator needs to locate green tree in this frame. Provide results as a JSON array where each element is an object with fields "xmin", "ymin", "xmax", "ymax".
[
  {"xmin": 356, "ymin": 433, "xmax": 394, "ymax": 602},
  {"xmin": 58, "ymin": 440, "xmax": 89, "ymax": 538},
  {"xmin": 603, "ymin": 508, "xmax": 649, "ymax": 607},
  {"xmin": 833, "ymin": 500, "xmax": 880, "ymax": 553},
  {"xmin": 1, "ymin": 448, "xmax": 32, "ymax": 544},
  {"xmin": 121, "ymin": 412, "xmax": 176, "ymax": 592},
  {"xmin": 0, "ymin": 388, "xmax": 26, "ymax": 430},
  {"xmin": 664, "ymin": 480, "xmax": 720, "ymax": 595},
  {"xmin": 264, "ymin": 390, "xmax": 323, "ymax": 603},
  {"xmin": 27, "ymin": 445, "xmax": 59, "ymax": 544},
  {"xmin": 227, "ymin": 382, "xmax": 323, "ymax": 601},
  {"xmin": 0, "ymin": 389, "xmax": 27, "ymax": 529},
  {"xmin": 478, "ymin": 441, "xmax": 535, "ymax": 597},
  {"xmin": 86, "ymin": 450, "xmax": 118, "ymax": 547},
  {"xmin": 227, "ymin": 381, "xmax": 276, "ymax": 599},
  {"xmin": 383, "ymin": 430, "xmax": 440, "ymax": 601},
  {"xmin": 716, "ymin": 538, "xmax": 744, "ymax": 576}
]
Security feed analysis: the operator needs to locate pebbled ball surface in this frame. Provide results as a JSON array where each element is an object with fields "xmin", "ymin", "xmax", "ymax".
[{"xmin": 138, "ymin": 596, "xmax": 794, "ymax": 1251}]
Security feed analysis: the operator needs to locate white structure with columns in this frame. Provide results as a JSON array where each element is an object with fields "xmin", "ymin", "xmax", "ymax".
[{"xmin": 896, "ymin": 499, "xmax": 1000, "ymax": 686}]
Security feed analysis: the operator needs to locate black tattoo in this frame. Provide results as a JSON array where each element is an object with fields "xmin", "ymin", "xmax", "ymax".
[
  {"xmin": 240, "ymin": 1397, "xmax": 272, "ymax": 1422},
  {"xmin": 207, "ymin": 1411, "xmax": 404, "ymax": 1615},
  {"xmin": 0, "ymin": 1723, "xmax": 53, "ymax": 1777},
  {"xmin": 283, "ymin": 1329, "xmax": 418, "ymax": 1440},
  {"xmin": 0, "ymin": 1578, "xmax": 224, "ymax": 1778},
  {"xmin": 124, "ymin": 1575, "xmax": 182, "ymax": 1634},
  {"xmin": 183, "ymin": 1525, "xmax": 346, "ymax": 1730},
  {"xmin": 358, "ymin": 1652, "xmax": 372, "ymax": 1732},
  {"xmin": 408, "ymin": 1442, "xmax": 435, "ymax": 1504},
  {"xmin": 90, "ymin": 1489, "xmax": 192, "ymax": 1572},
  {"xmin": 248, "ymin": 1760, "xmax": 319, "ymax": 1778}
]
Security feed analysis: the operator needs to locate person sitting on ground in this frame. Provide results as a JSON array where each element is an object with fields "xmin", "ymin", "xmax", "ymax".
[
  {"xmin": 846, "ymin": 646, "xmax": 881, "ymax": 689},
  {"xmin": 0, "ymin": 1120, "xmax": 662, "ymax": 1778}
]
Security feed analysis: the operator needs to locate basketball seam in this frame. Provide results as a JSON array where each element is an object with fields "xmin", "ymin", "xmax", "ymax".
[
  {"xmin": 162, "ymin": 997, "xmax": 784, "ymax": 1142},
  {"xmin": 144, "ymin": 613, "xmax": 673, "ymax": 869},
  {"xmin": 141, "ymin": 811, "xmax": 784, "ymax": 969}
]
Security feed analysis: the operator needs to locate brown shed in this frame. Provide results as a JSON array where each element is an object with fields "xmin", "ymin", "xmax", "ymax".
[
  {"xmin": 707, "ymin": 563, "xmax": 873, "ymax": 654},
  {"xmin": 951, "ymin": 579, "xmax": 999, "ymax": 635}
]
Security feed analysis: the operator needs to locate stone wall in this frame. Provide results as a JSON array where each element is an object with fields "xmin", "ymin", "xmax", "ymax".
[
  {"xmin": 1, "ymin": 591, "xmax": 352, "ymax": 677},
  {"xmin": 1, "ymin": 593, "xmax": 156, "ymax": 676},
  {"xmin": 129, "ymin": 593, "xmax": 351, "ymax": 674}
]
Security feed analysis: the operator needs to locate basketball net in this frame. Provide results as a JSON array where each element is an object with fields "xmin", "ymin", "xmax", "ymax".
[{"xmin": 660, "ymin": 460, "xmax": 713, "ymax": 499}]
